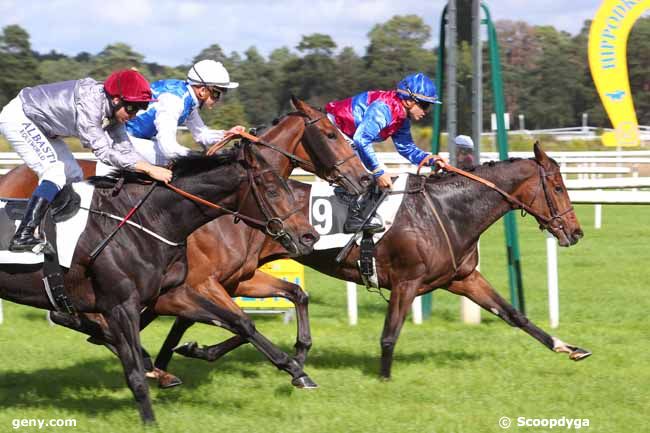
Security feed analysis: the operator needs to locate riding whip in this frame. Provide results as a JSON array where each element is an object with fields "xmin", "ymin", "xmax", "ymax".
[{"xmin": 88, "ymin": 182, "xmax": 158, "ymax": 264}]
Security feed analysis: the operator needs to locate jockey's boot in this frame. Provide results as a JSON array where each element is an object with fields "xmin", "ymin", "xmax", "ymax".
[
  {"xmin": 343, "ymin": 193, "xmax": 383, "ymax": 234},
  {"xmin": 9, "ymin": 195, "xmax": 51, "ymax": 253}
]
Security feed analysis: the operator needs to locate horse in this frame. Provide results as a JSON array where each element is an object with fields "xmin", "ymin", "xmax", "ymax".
[
  {"xmin": 160, "ymin": 143, "xmax": 592, "ymax": 380},
  {"xmin": 0, "ymin": 142, "xmax": 319, "ymax": 423},
  {"xmin": 0, "ymin": 97, "xmax": 372, "ymax": 389}
]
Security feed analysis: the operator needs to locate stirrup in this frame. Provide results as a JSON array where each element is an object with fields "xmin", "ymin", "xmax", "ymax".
[{"xmin": 9, "ymin": 237, "xmax": 47, "ymax": 254}]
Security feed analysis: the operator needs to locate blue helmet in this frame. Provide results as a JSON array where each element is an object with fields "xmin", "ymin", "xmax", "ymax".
[{"xmin": 396, "ymin": 72, "xmax": 441, "ymax": 104}]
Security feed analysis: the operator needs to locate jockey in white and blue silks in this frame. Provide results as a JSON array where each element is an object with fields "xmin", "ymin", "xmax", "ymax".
[
  {"xmin": 325, "ymin": 72, "xmax": 443, "ymax": 233},
  {"xmin": 126, "ymin": 60, "xmax": 244, "ymax": 166}
]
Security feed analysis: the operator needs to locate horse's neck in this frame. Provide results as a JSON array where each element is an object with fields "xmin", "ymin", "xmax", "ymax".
[
  {"xmin": 142, "ymin": 166, "xmax": 245, "ymax": 243},
  {"xmin": 430, "ymin": 159, "xmax": 538, "ymax": 242},
  {"xmin": 257, "ymin": 117, "xmax": 303, "ymax": 178}
]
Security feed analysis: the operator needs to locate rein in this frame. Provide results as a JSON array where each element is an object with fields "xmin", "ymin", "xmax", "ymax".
[
  {"xmin": 205, "ymin": 111, "xmax": 360, "ymax": 189},
  {"xmin": 417, "ymin": 155, "xmax": 573, "ymax": 230}
]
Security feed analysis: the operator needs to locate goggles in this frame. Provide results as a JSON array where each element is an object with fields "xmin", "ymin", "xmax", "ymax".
[{"xmin": 122, "ymin": 101, "xmax": 149, "ymax": 115}]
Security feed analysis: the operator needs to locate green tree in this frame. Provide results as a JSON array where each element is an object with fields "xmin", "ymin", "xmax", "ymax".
[
  {"xmin": 237, "ymin": 47, "xmax": 279, "ymax": 125},
  {"xmin": 333, "ymin": 47, "xmax": 364, "ymax": 98},
  {"xmin": 627, "ymin": 16, "xmax": 650, "ymax": 124},
  {"xmin": 280, "ymin": 33, "xmax": 338, "ymax": 108},
  {"xmin": 89, "ymin": 43, "xmax": 146, "ymax": 79},
  {"xmin": 0, "ymin": 25, "xmax": 41, "ymax": 105},
  {"xmin": 364, "ymin": 15, "xmax": 435, "ymax": 89}
]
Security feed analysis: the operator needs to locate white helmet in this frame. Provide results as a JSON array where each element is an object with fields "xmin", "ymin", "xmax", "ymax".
[
  {"xmin": 187, "ymin": 59, "xmax": 239, "ymax": 89},
  {"xmin": 454, "ymin": 135, "xmax": 474, "ymax": 149}
]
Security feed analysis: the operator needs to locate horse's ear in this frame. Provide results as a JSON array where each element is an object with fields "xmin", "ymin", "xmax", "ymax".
[
  {"xmin": 290, "ymin": 95, "xmax": 300, "ymax": 110},
  {"xmin": 533, "ymin": 141, "xmax": 549, "ymax": 165}
]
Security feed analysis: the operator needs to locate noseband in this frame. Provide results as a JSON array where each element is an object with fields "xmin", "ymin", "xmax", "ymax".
[{"xmin": 523, "ymin": 163, "xmax": 574, "ymax": 232}]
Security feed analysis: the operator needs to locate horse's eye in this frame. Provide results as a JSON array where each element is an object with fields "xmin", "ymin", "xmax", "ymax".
[
  {"xmin": 267, "ymin": 189, "xmax": 279, "ymax": 199},
  {"xmin": 327, "ymin": 132, "xmax": 336, "ymax": 139},
  {"xmin": 554, "ymin": 186, "xmax": 563, "ymax": 193}
]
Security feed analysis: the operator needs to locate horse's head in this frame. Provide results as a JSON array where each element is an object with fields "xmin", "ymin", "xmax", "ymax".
[
  {"xmin": 289, "ymin": 95, "xmax": 371, "ymax": 194},
  {"xmin": 238, "ymin": 142, "xmax": 320, "ymax": 256},
  {"xmin": 526, "ymin": 142, "xmax": 583, "ymax": 246}
]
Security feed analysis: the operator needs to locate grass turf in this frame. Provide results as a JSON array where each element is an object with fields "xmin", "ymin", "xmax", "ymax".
[{"xmin": 0, "ymin": 204, "xmax": 648, "ymax": 432}]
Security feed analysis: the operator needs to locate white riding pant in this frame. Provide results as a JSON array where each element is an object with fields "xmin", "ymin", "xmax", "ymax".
[{"xmin": 0, "ymin": 96, "xmax": 83, "ymax": 188}]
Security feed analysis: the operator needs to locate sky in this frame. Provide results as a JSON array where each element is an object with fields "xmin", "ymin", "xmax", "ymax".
[{"xmin": 0, "ymin": 0, "xmax": 607, "ymax": 66}]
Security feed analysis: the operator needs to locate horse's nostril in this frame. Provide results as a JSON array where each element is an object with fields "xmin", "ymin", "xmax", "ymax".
[
  {"xmin": 301, "ymin": 233, "xmax": 316, "ymax": 247},
  {"xmin": 360, "ymin": 175, "xmax": 372, "ymax": 187}
]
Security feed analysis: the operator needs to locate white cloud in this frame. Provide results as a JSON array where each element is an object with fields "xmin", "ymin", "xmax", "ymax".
[{"xmin": 0, "ymin": 0, "xmax": 607, "ymax": 65}]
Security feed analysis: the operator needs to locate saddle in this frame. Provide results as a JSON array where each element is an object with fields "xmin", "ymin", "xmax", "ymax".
[{"xmin": 0, "ymin": 185, "xmax": 80, "ymax": 313}]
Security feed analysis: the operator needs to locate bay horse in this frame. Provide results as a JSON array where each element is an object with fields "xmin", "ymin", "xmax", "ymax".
[
  {"xmin": 0, "ymin": 142, "xmax": 319, "ymax": 423},
  {"xmin": 161, "ymin": 143, "xmax": 592, "ymax": 380},
  {"xmin": 0, "ymin": 97, "xmax": 372, "ymax": 387}
]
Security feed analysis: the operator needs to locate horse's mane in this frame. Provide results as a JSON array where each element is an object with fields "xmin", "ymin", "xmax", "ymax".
[
  {"xmin": 171, "ymin": 148, "xmax": 239, "ymax": 178},
  {"xmin": 88, "ymin": 149, "xmax": 240, "ymax": 189},
  {"xmin": 425, "ymin": 157, "xmax": 524, "ymax": 183}
]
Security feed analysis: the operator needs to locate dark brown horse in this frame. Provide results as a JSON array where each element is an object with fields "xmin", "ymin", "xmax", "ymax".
[
  {"xmin": 162, "ymin": 143, "xmax": 591, "ymax": 380},
  {"xmin": 0, "ymin": 142, "xmax": 319, "ymax": 422},
  {"xmin": 0, "ymin": 97, "xmax": 371, "ymax": 387}
]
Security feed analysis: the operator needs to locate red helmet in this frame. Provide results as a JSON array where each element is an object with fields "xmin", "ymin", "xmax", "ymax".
[{"xmin": 104, "ymin": 69, "xmax": 156, "ymax": 102}]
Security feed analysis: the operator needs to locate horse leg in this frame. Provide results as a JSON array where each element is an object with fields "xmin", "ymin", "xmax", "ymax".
[
  {"xmin": 154, "ymin": 280, "xmax": 318, "ymax": 388},
  {"xmin": 447, "ymin": 270, "xmax": 591, "ymax": 361},
  {"xmin": 49, "ymin": 309, "xmax": 178, "ymax": 386},
  {"xmin": 234, "ymin": 270, "xmax": 312, "ymax": 366},
  {"xmin": 174, "ymin": 335, "xmax": 247, "ymax": 362},
  {"xmin": 104, "ymin": 298, "xmax": 155, "ymax": 424},
  {"xmin": 379, "ymin": 281, "xmax": 420, "ymax": 379}
]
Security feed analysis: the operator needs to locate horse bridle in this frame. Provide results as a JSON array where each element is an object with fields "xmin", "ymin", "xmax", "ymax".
[
  {"xmin": 165, "ymin": 143, "xmax": 303, "ymax": 247},
  {"xmin": 522, "ymin": 162, "xmax": 574, "ymax": 232},
  {"xmin": 417, "ymin": 156, "xmax": 574, "ymax": 233},
  {"xmin": 206, "ymin": 110, "xmax": 362, "ymax": 194},
  {"xmin": 266, "ymin": 110, "xmax": 356, "ymax": 191}
]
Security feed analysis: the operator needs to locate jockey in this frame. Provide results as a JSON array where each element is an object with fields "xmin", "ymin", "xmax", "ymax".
[
  {"xmin": 325, "ymin": 72, "xmax": 442, "ymax": 233},
  {"xmin": 0, "ymin": 69, "xmax": 171, "ymax": 253},
  {"xmin": 125, "ymin": 59, "xmax": 245, "ymax": 165}
]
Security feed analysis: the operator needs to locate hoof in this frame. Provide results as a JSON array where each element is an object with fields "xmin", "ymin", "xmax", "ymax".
[
  {"xmin": 569, "ymin": 346, "xmax": 592, "ymax": 361},
  {"xmin": 158, "ymin": 372, "xmax": 183, "ymax": 389},
  {"xmin": 173, "ymin": 341, "xmax": 198, "ymax": 357},
  {"xmin": 291, "ymin": 375, "xmax": 318, "ymax": 389}
]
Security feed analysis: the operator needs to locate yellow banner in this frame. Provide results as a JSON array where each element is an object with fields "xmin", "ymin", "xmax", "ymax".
[
  {"xmin": 233, "ymin": 260, "xmax": 304, "ymax": 309},
  {"xmin": 588, "ymin": 0, "xmax": 650, "ymax": 147}
]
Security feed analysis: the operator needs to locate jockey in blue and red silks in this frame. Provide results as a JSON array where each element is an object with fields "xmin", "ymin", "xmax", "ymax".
[{"xmin": 325, "ymin": 72, "xmax": 443, "ymax": 233}]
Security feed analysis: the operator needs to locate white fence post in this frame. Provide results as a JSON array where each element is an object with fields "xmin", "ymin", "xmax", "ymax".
[
  {"xmin": 546, "ymin": 231, "xmax": 560, "ymax": 329},
  {"xmin": 411, "ymin": 296, "xmax": 422, "ymax": 324},
  {"xmin": 346, "ymin": 281, "xmax": 357, "ymax": 325},
  {"xmin": 0, "ymin": 299, "xmax": 3, "ymax": 324},
  {"xmin": 594, "ymin": 188, "xmax": 603, "ymax": 229},
  {"xmin": 461, "ymin": 242, "xmax": 481, "ymax": 324}
]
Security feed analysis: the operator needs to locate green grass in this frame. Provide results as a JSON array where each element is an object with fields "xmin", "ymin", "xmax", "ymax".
[{"xmin": 1, "ymin": 205, "xmax": 648, "ymax": 432}]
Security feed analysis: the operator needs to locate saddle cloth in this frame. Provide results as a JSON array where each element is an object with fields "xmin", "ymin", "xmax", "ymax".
[
  {"xmin": 309, "ymin": 174, "xmax": 408, "ymax": 250},
  {"xmin": 0, "ymin": 182, "xmax": 94, "ymax": 267}
]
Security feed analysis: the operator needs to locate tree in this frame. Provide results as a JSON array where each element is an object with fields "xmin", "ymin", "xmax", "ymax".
[
  {"xmin": 364, "ymin": 15, "xmax": 435, "ymax": 89},
  {"xmin": 333, "ymin": 47, "xmax": 364, "ymax": 98},
  {"xmin": 89, "ymin": 43, "xmax": 146, "ymax": 79},
  {"xmin": 627, "ymin": 16, "xmax": 650, "ymax": 124},
  {"xmin": 280, "ymin": 34, "xmax": 338, "ymax": 108},
  {"xmin": 191, "ymin": 44, "xmax": 227, "ymax": 65},
  {"xmin": 237, "ymin": 47, "xmax": 279, "ymax": 125},
  {"xmin": 0, "ymin": 25, "xmax": 41, "ymax": 105}
]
